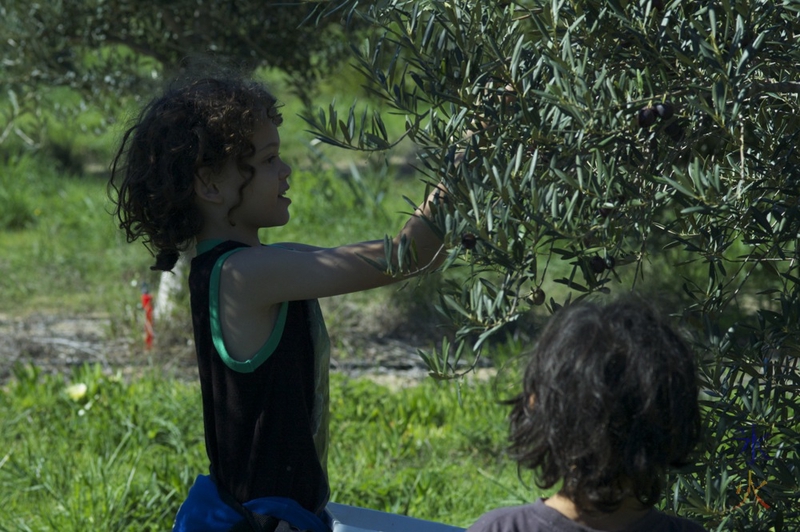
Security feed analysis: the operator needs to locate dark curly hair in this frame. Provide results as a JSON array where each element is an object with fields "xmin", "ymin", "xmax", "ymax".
[
  {"xmin": 507, "ymin": 296, "xmax": 700, "ymax": 514},
  {"xmin": 109, "ymin": 77, "xmax": 283, "ymax": 271}
]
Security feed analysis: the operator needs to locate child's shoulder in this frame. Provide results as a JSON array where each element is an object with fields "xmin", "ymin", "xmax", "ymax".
[{"xmin": 466, "ymin": 500, "xmax": 552, "ymax": 532}]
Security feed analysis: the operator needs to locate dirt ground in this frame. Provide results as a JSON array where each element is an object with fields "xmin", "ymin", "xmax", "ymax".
[{"xmin": 0, "ymin": 308, "xmax": 484, "ymax": 388}]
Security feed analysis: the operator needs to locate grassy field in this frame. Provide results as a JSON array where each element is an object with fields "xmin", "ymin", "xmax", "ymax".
[{"xmin": 0, "ymin": 362, "xmax": 540, "ymax": 531}]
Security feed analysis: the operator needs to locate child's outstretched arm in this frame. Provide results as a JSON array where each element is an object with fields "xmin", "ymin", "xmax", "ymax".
[{"xmin": 221, "ymin": 185, "xmax": 446, "ymax": 306}]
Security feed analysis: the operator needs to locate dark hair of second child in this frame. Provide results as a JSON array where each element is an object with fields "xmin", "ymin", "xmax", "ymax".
[{"xmin": 506, "ymin": 297, "xmax": 701, "ymax": 514}]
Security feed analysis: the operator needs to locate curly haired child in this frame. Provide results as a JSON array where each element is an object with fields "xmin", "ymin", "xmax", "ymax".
[
  {"xmin": 467, "ymin": 297, "xmax": 706, "ymax": 532},
  {"xmin": 109, "ymin": 75, "xmax": 445, "ymax": 532}
]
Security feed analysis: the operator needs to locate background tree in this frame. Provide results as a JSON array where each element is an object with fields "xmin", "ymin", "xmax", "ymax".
[
  {"xmin": 306, "ymin": 0, "xmax": 800, "ymax": 529},
  {"xmin": 0, "ymin": 0, "xmax": 355, "ymax": 149}
]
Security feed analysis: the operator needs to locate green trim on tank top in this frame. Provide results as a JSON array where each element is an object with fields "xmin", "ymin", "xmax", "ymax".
[{"xmin": 200, "ymin": 240, "xmax": 289, "ymax": 373}]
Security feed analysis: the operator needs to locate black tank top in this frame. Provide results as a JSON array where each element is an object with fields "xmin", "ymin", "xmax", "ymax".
[{"xmin": 189, "ymin": 240, "xmax": 330, "ymax": 515}]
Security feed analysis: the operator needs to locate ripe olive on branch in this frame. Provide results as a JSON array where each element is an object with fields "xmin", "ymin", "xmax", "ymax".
[
  {"xmin": 461, "ymin": 233, "xmax": 477, "ymax": 250},
  {"xmin": 655, "ymin": 102, "xmax": 674, "ymax": 120},
  {"xmin": 637, "ymin": 107, "xmax": 657, "ymax": 128},
  {"xmin": 528, "ymin": 288, "xmax": 546, "ymax": 306},
  {"xmin": 589, "ymin": 256, "xmax": 607, "ymax": 274}
]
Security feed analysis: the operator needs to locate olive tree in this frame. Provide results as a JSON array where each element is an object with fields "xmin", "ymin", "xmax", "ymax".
[
  {"xmin": 305, "ymin": 0, "xmax": 800, "ymax": 529},
  {"xmin": 0, "ymin": 0, "xmax": 353, "ymax": 146}
]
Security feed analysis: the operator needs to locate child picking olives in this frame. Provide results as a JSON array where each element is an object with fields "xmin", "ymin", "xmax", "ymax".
[{"xmin": 110, "ymin": 75, "xmax": 446, "ymax": 531}]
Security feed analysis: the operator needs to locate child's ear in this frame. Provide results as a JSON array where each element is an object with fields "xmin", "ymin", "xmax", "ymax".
[
  {"xmin": 194, "ymin": 169, "xmax": 224, "ymax": 204},
  {"xmin": 526, "ymin": 393, "xmax": 536, "ymax": 411}
]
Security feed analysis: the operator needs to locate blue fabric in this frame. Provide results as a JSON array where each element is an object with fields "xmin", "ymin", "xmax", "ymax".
[{"xmin": 173, "ymin": 475, "xmax": 330, "ymax": 532}]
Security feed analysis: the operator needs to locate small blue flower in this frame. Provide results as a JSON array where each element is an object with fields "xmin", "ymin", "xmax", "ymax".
[{"xmin": 734, "ymin": 424, "xmax": 769, "ymax": 466}]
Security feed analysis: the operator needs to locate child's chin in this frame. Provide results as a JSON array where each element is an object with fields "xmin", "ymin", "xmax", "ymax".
[{"xmin": 264, "ymin": 215, "xmax": 290, "ymax": 228}]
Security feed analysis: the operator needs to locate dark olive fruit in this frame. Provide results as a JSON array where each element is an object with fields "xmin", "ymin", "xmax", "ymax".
[
  {"xmin": 589, "ymin": 256, "xmax": 607, "ymax": 274},
  {"xmin": 655, "ymin": 102, "xmax": 674, "ymax": 120},
  {"xmin": 604, "ymin": 256, "xmax": 616, "ymax": 270},
  {"xmin": 529, "ymin": 288, "xmax": 546, "ymax": 306},
  {"xmin": 637, "ymin": 107, "xmax": 657, "ymax": 128},
  {"xmin": 652, "ymin": 0, "xmax": 664, "ymax": 10},
  {"xmin": 461, "ymin": 233, "xmax": 477, "ymax": 250}
]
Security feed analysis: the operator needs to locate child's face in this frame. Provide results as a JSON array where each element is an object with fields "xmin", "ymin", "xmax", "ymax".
[{"xmin": 219, "ymin": 120, "xmax": 293, "ymax": 232}]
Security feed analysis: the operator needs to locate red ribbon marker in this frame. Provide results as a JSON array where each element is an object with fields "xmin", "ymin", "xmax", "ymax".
[{"xmin": 141, "ymin": 284, "xmax": 154, "ymax": 349}]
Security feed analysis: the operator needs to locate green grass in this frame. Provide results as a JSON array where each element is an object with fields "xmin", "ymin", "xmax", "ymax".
[
  {"xmin": 0, "ymin": 363, "xmax": 544, "ymax": 531},
  {"xmin": 328, "ymin": 372, "xmax": 538, "ymax": 526},
  {"xmin": 0, "ymin": 153, "xmax": 153, "ymax": 315}
]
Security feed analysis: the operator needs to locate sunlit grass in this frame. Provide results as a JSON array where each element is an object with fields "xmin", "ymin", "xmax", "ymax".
[
  {"xmin": 0, "ymin": 154, "xmax": 152, "ymax": 314},
  {"xmin": 0, "ymin": 363, "xmax": 543, "ymax": 531}
]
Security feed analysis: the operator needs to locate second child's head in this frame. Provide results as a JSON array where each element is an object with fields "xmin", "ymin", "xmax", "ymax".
[
  {"xmin": 507, "ymin": 297, "xmax": 700, "ymax": 514},
  {"xmin": 110, "ymin": 77, "xmax": 283, "ymax": 271}
]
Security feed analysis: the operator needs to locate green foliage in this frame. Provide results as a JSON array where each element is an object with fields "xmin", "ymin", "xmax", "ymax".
[
  {"xmin": 328, "ymin": 374, "xmax": 533, "ymax": 525},
  {"xmin": 0, "ymin": 365, "xmax": 532, "ymax": 530},
  {"xmin": 1, "ymin": 0, "xmax": 351, "ymax": 95},
  {"xmin": 0, "ymin": 364, "xmax": 204, "ymax": 531},
  {"xmin": 0, "ymin": 154, "xmax": 155, "ymax": 313},
  {"xmin": 0, "ymin": 156, "xmax": 38, "ymax": 231},
  {"xmin": 306, "ymin": 0, "xmax": 800, "ymax": 528},
  {"xmin": 0, "ymin": 0, "xmax": 359, "ymax": 150}
]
